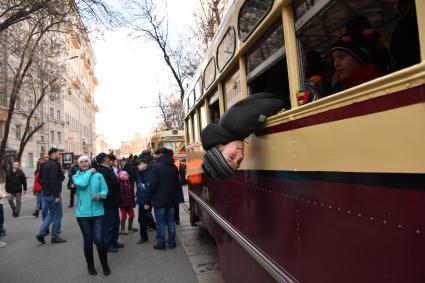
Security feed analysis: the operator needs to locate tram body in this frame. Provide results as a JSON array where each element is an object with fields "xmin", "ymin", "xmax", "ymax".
[{"xmin": 184, "ymin": 0, "xmax": 425, "ymax": 282}]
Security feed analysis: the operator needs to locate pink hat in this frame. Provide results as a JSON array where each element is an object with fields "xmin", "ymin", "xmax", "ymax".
[{"xmin": 117, "ymin": 171, "xmax": 128, "ymax": 181}]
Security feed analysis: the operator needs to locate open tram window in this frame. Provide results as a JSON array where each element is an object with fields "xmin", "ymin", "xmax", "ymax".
[
  {"xmin": 209, "ymin": 90, "xmax": 220, "ymax": 124},
  {"xmin": 294, "ymin": 0, "xmax": 420, "ymax": 105},
  {"xmin": 246, "ymin": 20, "xmax": 291, "ymax": 110}
]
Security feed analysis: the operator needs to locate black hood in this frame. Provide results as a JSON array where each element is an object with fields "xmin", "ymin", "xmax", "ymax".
[{"xmin": 157, "ymin": 154, "xmax": 174, "ymax": 166}]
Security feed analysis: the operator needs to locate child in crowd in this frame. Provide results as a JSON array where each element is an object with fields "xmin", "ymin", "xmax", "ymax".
[
  {"xmin": 117, "ymin": 171, "xmax": 137, "ymax": 235},
  {"xmin": 330, "ymin": 29, "xmax": 384, "ymax": 94}
]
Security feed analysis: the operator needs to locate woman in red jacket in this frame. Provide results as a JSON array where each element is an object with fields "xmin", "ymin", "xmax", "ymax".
[{"xmin": 32, "ymin": 160, "xmax": 43, "ymax": 217}]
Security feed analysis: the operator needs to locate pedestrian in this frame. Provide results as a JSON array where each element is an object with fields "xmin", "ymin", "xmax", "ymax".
[
  {"xmin": 67, "ymin": 157, "xmax": 79, "ymax": 208},
  {"xmin": 136, "ymin": 157, "xmax": 156, "ymax": 244},
  {"xmin": 32, "ymin": 160, "xmax": 44, "ymax": 217},
  {"xmin": 149, "ymin": 147, "xmax": 181, "ymax": 250},
  {"xmin": 117, "ymin": 171, "xmax": 137, "ymax": 235},
  {"xmin": 0, "ymin": 203, "xmax": 5, "ymax": 237},
  {"xmin": 167, "ymin": 149, "xmax": 184, "ymax": 226},
  {"xmin": 35, "ymin": 148, "xmax": 66, "ymax": 244},
  {"xmin": 95, "ymin": 153, "xmax": 123, "ymax": 253},
  {"xmin": 72, "ymin": 155, "xmax": 110, "ymax": 276},
  {"xmin": 108, "ymin": 154, "xmax": 119, "ymax": 177},
  {"xmin": 5, "ymin": 160, "xmax": 27, "ymax": 217}
]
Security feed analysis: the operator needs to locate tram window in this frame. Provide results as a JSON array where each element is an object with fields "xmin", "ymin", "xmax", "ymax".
[
  {"xmin": 195, "ymin": 78, "xmax": 202, "ymax": 101},
  {"xmin": 188, "ymin": 90, "xmax": 195, "ymax": 109},
  {"xmin": 223, "ymin": 68, "xmax": 242, "ymax": 110},
  {"xmin": 246, "ymin": 20, "xmax": 290, "ymax": 110},
  {"xmin": 204, "ymin": 58, "xmax": 216, "ymax": 90},
  {"xmin": 238, "ymin": 0, "xmax": 274, "ymax": 42},
  {"xmin": 209, "ymin": 90, "xmax": 220, "ymax": 124},
  {"xmin": 217, "ymin": 27, "xmax": 236, "ymax": 71},
  {"xmin": 193, "ymin": 112, "xmax": 200, "ymax": 141},
  {"xmin": 188, "ymin": 116, "xmax": 194, "ymax": 143},
  {"xmin": 200, "ymin": 104, "xmax": 208, "ymax": 129},
  {"xmin": 295, "ymin": 0, "xmax": 420, "ymax": 104},
  {"xmin": 184, "ymin": 119, "xmax": 190, "ymax": 143}
]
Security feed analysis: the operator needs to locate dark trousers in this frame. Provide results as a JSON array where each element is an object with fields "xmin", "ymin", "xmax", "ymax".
[
  {"xmin": 174, "ymin": 204, "xmax": 180, "ymax": 222},
  {"xmin": 0, "ymin": 204, "xmax": 4, "ymax": 231},
  {"xmin": 77, "ymin": 216, "xmax": 105, "ymax": 249},
  {"xmin": 69, "ymin": 187, "xmax": 76, "ymax": 206},
  {"xmin": 103, "ymin": 207, "xmax": 120, "ymax": 248},
  {"xmin": 138, "ymin": 205, "xmax": 156, "ymax": 240}
]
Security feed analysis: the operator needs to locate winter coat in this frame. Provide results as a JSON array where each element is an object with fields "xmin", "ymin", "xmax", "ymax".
[
  {"xmin": 201, "ymin": 92, "xmax": 285, "ymax": 150},
  {"xmin": 40, "ymin": 159, "xmax": 64, "ymax": 198},
  {"xmin": 136, "ymin": 167, "xmax": 156, "ymax": 205},
  {"xmin": 95, "ymin": 164, "xmax": 122, "ymax": 208},
  {"xmin": 72, "ymin": 170, "xmax": 108, "ymax": 218},
  {"xmin": 148, "ymin": 154, "xmax": 180, "ymax": 208},
  {"xmin": 5, "ymin": 169, "xmax": 27, "ymax": 194},
  {"xmin": 33, "ymin": 171, "xmax": 42, "ymax": 193},
  {"xmin": 119, "ymin": 180, "xmax": 135, "ymax": 208}
]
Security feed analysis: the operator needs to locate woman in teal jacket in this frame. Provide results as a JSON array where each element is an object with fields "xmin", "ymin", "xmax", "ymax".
[{"xmin": 72, "ymin": 155, "xmax": 110, "ymax": 276}]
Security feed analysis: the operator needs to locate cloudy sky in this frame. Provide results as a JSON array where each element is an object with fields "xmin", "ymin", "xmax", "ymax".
[{"xmin": 93, "ymin": 0, "xmax": 198, "ymax": 148}]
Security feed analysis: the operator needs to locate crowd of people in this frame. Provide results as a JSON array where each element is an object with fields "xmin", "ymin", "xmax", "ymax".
[{"xmin": 0, "ymin": 146, "xmax": 184, "ymax": 276}]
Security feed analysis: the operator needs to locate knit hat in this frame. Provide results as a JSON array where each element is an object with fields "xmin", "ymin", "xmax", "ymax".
[
  {"xmin": 330, "ymin": 29, "xmax": 379, "ymax": 64},
  {"xmin": 202, "ymin": 146, "xmax": 235, "ymax": 180},
  {"xmin": 117, "ymin": 170, "xmax": 128, "ymax": 181},
  {"xmin": 77, "ymin": 155, "xmax": 91, "ymax": 166}
]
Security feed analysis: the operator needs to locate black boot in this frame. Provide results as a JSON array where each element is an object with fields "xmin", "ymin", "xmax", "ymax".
[
  {"xmin": 32, "ymin": 210, "xmax": 39, "ymax": 217},
  {"xmin": 97, "ymin": 248, "xmax": 110, "ymax": 276},
  {"xmin": 84, "ymin": 248, "xmax": 97, "ymax": 275}
]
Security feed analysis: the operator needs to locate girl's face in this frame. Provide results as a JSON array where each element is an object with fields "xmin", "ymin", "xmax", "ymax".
[
  {"xmin": 122, "ymin": 172, "xmax": 129, "ymax": 181},
  {"xmin": 79, "ymin": 159, "xmax": 90, "ymax": 170},
  {"xmin": 138, "ymin": 163, "xmax": 147, "ymax": 171},
  {"xmin": 332, "ymin": 50, "xmax": 361, "ymax": 80}
]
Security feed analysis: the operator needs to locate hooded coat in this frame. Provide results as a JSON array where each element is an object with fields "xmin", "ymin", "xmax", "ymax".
[{"xmin": 148, "ymin": 154, "xmax": 180, "ymax": 208}]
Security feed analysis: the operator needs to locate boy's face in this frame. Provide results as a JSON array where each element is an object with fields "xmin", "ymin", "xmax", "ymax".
[
  {"xmin": 332, "ymin": 50, "xmax": 361, "ymax": 80},
  {"xmin": 138, "ymin": 162, "xmax": 147, "ymax": 171},
  {"xmin": 12, "ymin": 162, "xmax": 19, "ymax": 170},
  {"xmin": 218, "ymin": 140, "xmax": 244, "ymax": 170}
]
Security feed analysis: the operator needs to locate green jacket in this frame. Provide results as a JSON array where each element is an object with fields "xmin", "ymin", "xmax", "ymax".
[{"xmin": 72, "ymin": 170, "xmax": 108, "ymax": 218}]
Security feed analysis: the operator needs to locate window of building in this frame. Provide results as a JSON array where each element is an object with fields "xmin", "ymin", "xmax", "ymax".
[
  {"xmin": 217, "ymin": 27, "xmax": 236, "ymax": 71},
  {"xmin": 294, "ymin": 0, "xmax": 420, "ymax": 102},
  {"xmin": 28, "ymin": 153, "xmax": 33, "ymax": 168},
  {"xmin": 50, "ymin": 108, "xmax": 54, "ymax": 119},
  {"xmin": 57, "ymin": 110, "xmax": 60, "ymax": 121},
  {"xmin": 57, "ymin": 132, "xmax": 62, "ymax": 144},
  {"xmin": 50, "ymin": 130, "xmax": 55, "ymax": 143},
  {"xmin": 238, "ymin": 0, "xmax": 274, "ymax": 42},
  {"xmin": 203, "ymin": 58, "xmax": 216, "ymax": 90},
  {"xmin": 15, "ymin": 125, "xmax": 21, "ymax": 139}
]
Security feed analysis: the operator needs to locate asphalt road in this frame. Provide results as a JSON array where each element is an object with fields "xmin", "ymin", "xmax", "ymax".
[{"xmin": 0, "ymin": 180, "xmax": 198, "ymax": 283}]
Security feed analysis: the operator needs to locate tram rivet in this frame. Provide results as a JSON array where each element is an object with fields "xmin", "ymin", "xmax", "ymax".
[
  {"xmin": 347, "ymin": 210, "xmax": 351, "ymax": 214},
  {"xmin": 329, "ymin": 205, "xmax": 332, "ymax": 209},
  {"xmin": 397, "ymin": 224, "xmax": 402, "ymax": 229},
  {"xmin": 416, "ymin": 230, "xmax": 421, "ymax": 234},
  {"xmin": 358, "ymin": 213, "xmax": 362, "ymax": 217},
  {"xmin": 383, "ymin": 220, "xmax": 387, "ymax": 224},
  {"xmin": 369, "ymin": 217, "xmax": 374, "ymax": 221},
  {"xmin": 406, "ymin": 83, "xmax": 410, "ymax": 88}
]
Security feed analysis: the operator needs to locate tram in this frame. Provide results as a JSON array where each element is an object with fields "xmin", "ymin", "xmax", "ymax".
[{"xmin": 183, "ymin": 0, "xmax": 425, "ymax": 282}]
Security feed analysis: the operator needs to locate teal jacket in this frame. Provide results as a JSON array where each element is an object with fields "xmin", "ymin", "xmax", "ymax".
[{"xmin": 72, "ymin": 170, "xmax": 108, "ymax": 218}]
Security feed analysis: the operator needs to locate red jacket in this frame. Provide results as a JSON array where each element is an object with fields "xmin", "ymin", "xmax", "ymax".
[{"xmin": 33, "ymin": 171, "xmax": 42, "ymax": 193}]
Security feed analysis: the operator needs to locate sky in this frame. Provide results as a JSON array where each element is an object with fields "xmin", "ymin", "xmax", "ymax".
[{"xmin": 93, "ymin": 0, "xmax": 198, "ymax": 148}]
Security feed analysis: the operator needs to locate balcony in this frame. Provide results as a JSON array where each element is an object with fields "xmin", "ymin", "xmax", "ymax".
[
  {"xmin": 84, "ymin": 59, "xmax": 91, "ymax": 70},
  {"xmin": 84, "ymin": 94, "xmax": 92, "ymax": 104},
  {"xmin": 71, "ymin": 78, "xmax": 81, "ymax": 89},
  {"xmin": 70, "ymin": 34, "xmax": 81, "ymax": 49}
]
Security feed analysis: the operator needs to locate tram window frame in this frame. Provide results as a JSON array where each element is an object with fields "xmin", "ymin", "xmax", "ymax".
[
  {"xmin": 223, "ymin": 67, "xmax": 242, "ymax": 110},
  {"xmin": 246, "ymin": 19, "xmax": 285, "ymax": 82},
  {"xmin": 217, "ymin": 27, "xmax": 236, "ymax": 71},
  {"xmin": 238, "ymin": 0, "xmax": 275, "ymax": 42},
  {"xmin": 294, "ymin": 0, "xmax": 418, "ymax": 102},
  {"xmin": 200, "ymin": 103, "xmax": 208, "ymax": 130},
  {"xmin": 203, "ymin": 57, "xmax": 216, "ymax": 91},
  {"xmin": 187, "ymin": 116, "xmax": 194, "ymax": 144},
  {"xmin": 195, "ymin": 77, "xmax": 203, "ymax": 101},
  {"xmin": 193, "ymin": 111, "xmax": 200, "ymax": 141},
  {"xmin": 209, "ymin": 89, "xmax": 220, "ymax": 124}
]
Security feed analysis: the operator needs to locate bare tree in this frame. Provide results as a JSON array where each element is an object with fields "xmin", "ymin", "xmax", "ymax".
[
  {"xmin": 0, "ymin": 0, "xmax": 120, "ymax": 33},
  {"xmin": 156, "ymin": 93, "xmax": 183, "ymax": 130},
  {"xmin": 126, "ymin": 0, "xmax": 199, "ymax": 101},
  {"xmin": 193, "ymin": 0, "xmax": 229, "ymax": 52}
]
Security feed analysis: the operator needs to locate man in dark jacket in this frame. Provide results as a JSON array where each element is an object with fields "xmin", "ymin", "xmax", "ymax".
[
  {"xmin": 95, "ymin": 153, "xmax": 123, "ymax": 252},
  {"xmin": 148, "ymin": 147, "xmax": 180, "ymax": 250},
  {"xmin": 5, "ymin": 160, "xmax": 27, "ymax": 217},
  {"xmin": 201, "ymin": 92, "xmax": 284, "ymax": 180},
  {"xmin": 36, "ymin": 148, "xmax": 66, "ymax": 244}
]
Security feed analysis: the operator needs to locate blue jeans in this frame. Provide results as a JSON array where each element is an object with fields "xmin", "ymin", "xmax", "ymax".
[
  {"xmin": 0, "ymin": 204, "xmax": 4, "ymax": 231},
  {"xmin": 41, "ymin": 191, "xmax": 48, "ymax": 220},
  {"xmin": 38, "ymin": 195, "xmax": 62, "ymax": 239},
  {"xmin": 154, "ymin": 207, "xmax": 176, "ymax": 247},
  {"xmin": 77, "ymin": 216, "xmax": 105, "ymax": 249},
  {"xmin": 103, "ymin": 207, "xmax": 120, "ymax": 248},
  {"xmin": 35, "ymin": 192, "xmax": 42, "ymax": 210}
]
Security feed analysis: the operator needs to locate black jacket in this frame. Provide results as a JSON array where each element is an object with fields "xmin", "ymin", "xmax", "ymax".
[
  {"xmin": 41, "ymin": 159, "xmax": 65, "ymax": 198},
  {"xmin": 96, "ymin": 164, "xmax": 122, "ymax": 208},
  {"xmin": 5, "ymin": 169, "xmax": 27, "ymax": 194},
  {"xmin": 148, "ymin": 155, "xmax": 180, "ymax": 208},
  {"xmin": 201, "ymin": 92, "xmax": 284, "ymax": 150}
]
